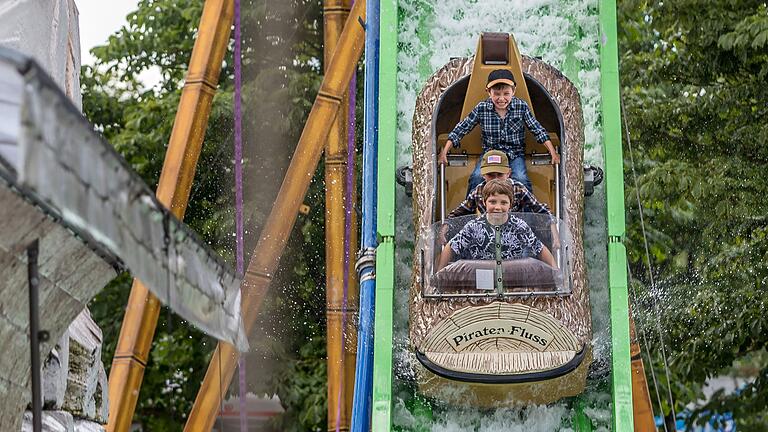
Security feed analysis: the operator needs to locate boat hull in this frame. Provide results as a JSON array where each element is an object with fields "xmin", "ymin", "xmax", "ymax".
[{"xmin": 409, "ymin": 52, "xmax": 591, "ymax": 406}]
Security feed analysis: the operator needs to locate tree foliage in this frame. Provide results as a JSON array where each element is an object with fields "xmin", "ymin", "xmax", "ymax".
[
  {"xmin": 618, "ymin": 0, "xmax": 768, "ymax": 428},
  {"xmin": 84, "ymin": 0, "xmax": 332, "ymax": 430}
]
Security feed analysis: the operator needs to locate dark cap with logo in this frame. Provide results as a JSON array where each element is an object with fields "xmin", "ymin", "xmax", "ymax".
[
  {"xmin": 486, "ymin": 69, "xmax": 516, "ymax": 89},
  {"xmin": 480, "ymin": 150, "xmax": 510, "ymax": 175}
]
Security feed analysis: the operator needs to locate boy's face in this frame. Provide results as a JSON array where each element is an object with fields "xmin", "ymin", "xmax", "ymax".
[
  {"xmin": 484, "ymin": 192, "xmax": 511, "ymax": 214},
  {"xmin": 482, "ymin": 170, "xmax": 510, "ymax": 182},
  {"xmin": 487, "ymin": 85, "xmax": 515, "ymax": 111}
]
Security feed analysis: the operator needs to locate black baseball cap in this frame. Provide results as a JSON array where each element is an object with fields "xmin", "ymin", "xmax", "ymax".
[{"xmin": 486, "ymin": 69, "xmax": 516, "ymax": 89}]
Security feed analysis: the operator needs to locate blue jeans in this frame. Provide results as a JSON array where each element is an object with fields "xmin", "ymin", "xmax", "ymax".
[{"xmin": 467, "ymin": 153, "xmax": 531, "ymax": 196}]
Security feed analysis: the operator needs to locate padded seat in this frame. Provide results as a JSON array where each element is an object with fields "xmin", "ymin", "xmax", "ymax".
[{"xmin": 431, "ymin": 258, "xmax": 562, "ymax": 292}]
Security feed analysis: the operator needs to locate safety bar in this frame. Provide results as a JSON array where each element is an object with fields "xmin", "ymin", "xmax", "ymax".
[
  {"xmin": 422, "ymin": 290, "xmax": 571, "ymax": 299},
  {"xmin": 554, "ymin": 159, "xmax": 561, "ymax": 268},
  {"xmin": 440, "ymin": 163, "xmax": 446, "ymax": 225}
]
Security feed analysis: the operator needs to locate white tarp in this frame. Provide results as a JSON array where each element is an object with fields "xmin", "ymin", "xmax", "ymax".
[
  {"xmin": 0, "ymin": 0, "xmax": 82, "ymax": 109},
  {"xmin": 0, "ymin": 51, "xmax": 248, "ymax": 352}
]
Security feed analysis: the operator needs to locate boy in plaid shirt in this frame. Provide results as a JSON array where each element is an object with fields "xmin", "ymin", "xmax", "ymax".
[
  {"xmin": 448, "ymin": 151, "xmax": 554, "ymax": 221},
  {"xmin": 438, "ymin": 69, "xmax": 560, "ymax": 194},
  {"xmin": 441, "ymin": 150, "xmax": 560, "ymax": 249}
]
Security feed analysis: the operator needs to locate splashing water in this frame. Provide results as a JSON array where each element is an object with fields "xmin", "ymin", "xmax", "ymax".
[{"xmin": 392, "ymin": 0, "xmax": 613, "ymax": 430}]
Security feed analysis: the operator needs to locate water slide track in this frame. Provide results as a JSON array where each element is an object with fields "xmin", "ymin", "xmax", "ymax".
[{"xmin": 367, "ymin": 0, "xmax": 632, "ymax": 430}]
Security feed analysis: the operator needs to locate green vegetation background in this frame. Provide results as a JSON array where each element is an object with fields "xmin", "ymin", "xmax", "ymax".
[
  {"xmin": 82, "ymin": 0, "xmax": 768, "ymax": 430},
  {"xmin": 84, "ymin": 0, "xmax": 337, "ymax": 430},
  {"xmin": 621, "ymin": 0, "xmax": 768, "ymax": 429}
]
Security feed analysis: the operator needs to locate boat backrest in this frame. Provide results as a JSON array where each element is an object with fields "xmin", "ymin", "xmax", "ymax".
[{"xmin": 458, "ymin": 32, "xmax": 536, "ymax": 156}]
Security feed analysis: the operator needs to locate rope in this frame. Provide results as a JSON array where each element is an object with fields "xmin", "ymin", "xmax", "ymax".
[
  {"xmin": 622, "ymin": 101, "xmax": 677, "ymax": 424},
  {"xmin": 234, "ymin": 0, "xmax": 247, "ymax": 429},
  {"xmin": 335, "ymin": 49, "xmax": 357, "ymax": 432}
]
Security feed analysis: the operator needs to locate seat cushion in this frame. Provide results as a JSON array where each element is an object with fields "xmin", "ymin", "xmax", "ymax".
[{"xmin": 431, "ymin": 258, "xmax": 562, "ymax": 291}]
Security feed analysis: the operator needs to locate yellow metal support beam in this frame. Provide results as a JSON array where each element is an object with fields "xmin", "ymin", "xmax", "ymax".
[
  {"xmin": 183, "ymin": 1, "xmax": 367, "ymax": 430},
  {"xmin": 105, "ymin": 1, "xmax": 234, "ymax": 431},
  {"xmin": 323, "ymin": 0, "xmax": 358, "ymax": 431}
]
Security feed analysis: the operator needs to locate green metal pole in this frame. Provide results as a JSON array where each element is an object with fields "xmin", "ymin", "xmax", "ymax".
[
  {"xmin": 574, "ymin": 399, "xmax": 595, "ymax": 432},
  {"xmin": 599, "ymin": 0, "xmax": 634, "ymax": 430},
  {"xmin": 371, "ymin": 0, "xmax": 398, "ymax": 429}
]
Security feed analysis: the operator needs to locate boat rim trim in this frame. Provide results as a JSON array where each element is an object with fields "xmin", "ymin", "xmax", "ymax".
[{"xmin": 415, "ymin": 345, "xmax": 587, "ymax": 384}]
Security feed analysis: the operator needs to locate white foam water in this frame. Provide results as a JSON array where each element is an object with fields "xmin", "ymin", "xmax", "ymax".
[{"xmin": 391, "ymin": 0, "xmax": 613, "ymax": 429}]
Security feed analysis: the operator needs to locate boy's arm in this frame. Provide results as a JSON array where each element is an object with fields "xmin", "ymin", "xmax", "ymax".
[
  {"xmin": 439, "ymin": 104, "xmax": 482, "ymax": 165},
  {"xmin": 541, "ymin": 139, "xmax": 560, "ymax": 164},
  {"xmin": 523, "ymin": 105, "xmax": 560, "ymax": 164},
  {"xmin": 542, "ymin": 138, "xmax": 560, "ymax": 164},
  {"xmin": 518, "ymin": 186, "xmax": 555, "ymax": 222},
  {"xmin": 516, "ymin": 186, "xmax": 561, "ymax": 250},
  {"xmin": 437, "ymin": 243, "xmax": 455, "ymax": 271},
  {"xmin": 549, "ymin": 223, "xmax": 560, "ymax": 251},
  {"xmin": 518, "ymin": 219, "xmax": 557, "ymax": 266},
  {"xmin": 537, "ymin": 246, "xmax": 557, "ymax": 268},
  {"xmin": 438, "ymin": 141, "xmax": 452, "ymax": 166}
]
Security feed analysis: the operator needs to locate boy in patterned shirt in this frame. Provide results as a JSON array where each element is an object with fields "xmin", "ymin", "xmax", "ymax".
[
  {"xmin": 437, "ymin": 179, "xmax": 557, "ymax": 271},
  {"xmin": 448, "ymin": 150, "xmax": 554, "ymax": 220},
  {"xmin": 437, "ymin": 69, "xmax": 560, "ymax": 194}
]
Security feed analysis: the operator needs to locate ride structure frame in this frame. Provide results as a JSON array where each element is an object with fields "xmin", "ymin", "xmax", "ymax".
[
  {"xmin": 370, "ymin": 0, "xmax": 634, "ymax": 430},
  {"xmin": 599, "ymin": 0, "xmax": 634, "ymax": 430},
  {"xmin": 371, "ymin": 0, "xmax": 398, "ymax": 429}
]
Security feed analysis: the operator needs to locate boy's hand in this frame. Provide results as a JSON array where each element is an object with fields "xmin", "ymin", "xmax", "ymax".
[
  {"xmin": 438, "ymin": 140, "xmax": 453, "ymax": 166},
  {"xmin": 550, "ymin": 223, "xmax": 561, "ymax": 250},
  {"xmin": 542, "ymin": 139, "xmax": 560, "ymax": 164},
  {"xmin": 439, "ymin": 223, "xmax": 450, "ymax": 245}
]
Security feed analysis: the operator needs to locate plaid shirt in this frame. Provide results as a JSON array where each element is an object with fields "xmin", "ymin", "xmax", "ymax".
[
  {"xmin": 447, "ymin": 98, "xmax": 550, "ymax": 157},
  {"xmin": 450, "ymin": 214, "xmax": 544, "ymax": 261},
  {"xmin": 448, "ymin": 178, "xmax": 555, "ymax": 223}
]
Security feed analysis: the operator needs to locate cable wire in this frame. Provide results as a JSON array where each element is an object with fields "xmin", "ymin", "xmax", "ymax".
[
  {"xmin": 627, "ymin": 261, "xmax": 668, "ymax": 432},
  {"xmin": 622, "ymin": 101, "xmax": 678, "ymax": 424},
  {"xmin": 234, "ymin": 0, "xmax": 245, "ymax": 429}
]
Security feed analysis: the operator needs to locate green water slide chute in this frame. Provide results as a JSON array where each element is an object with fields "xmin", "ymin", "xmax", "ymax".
[
  {"xmin": 600, "ymin": 0, "xmax": 634, "ymax": 430},
  {"xmin": 371, "ymin": 0, "xmax": 398, "ymax": 429},
  {"xmin": 371, "ymin": 0, "xmax": 633, "ymax": 430}
]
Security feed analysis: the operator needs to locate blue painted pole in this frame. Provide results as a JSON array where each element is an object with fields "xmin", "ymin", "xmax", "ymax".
[{"xmin": 350, "ymin": 0, "xmax": 379, "ymax": 429}]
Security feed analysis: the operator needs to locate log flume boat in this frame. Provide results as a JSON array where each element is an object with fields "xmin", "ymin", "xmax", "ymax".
[{"xmin": 408, "ymin": 32, "xmax": 591, "ymax": 406}]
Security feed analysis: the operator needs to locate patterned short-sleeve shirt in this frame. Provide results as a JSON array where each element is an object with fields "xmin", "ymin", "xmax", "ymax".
[{"xmin": 449, "ymin": 214, "xmax": 544, "ymax": 261}]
